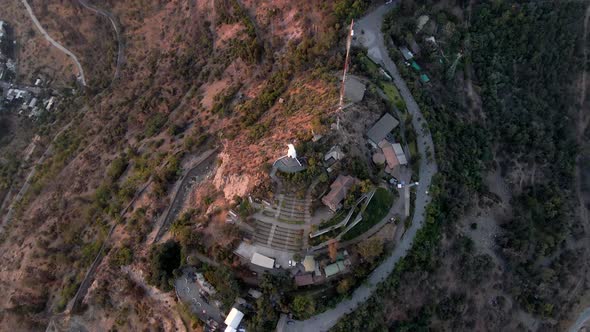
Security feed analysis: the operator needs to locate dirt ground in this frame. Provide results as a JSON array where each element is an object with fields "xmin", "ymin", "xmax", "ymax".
[
  {"xmin": 2, "ymin": 0, "xmax": 77, "ymax": 86},
  {"xmin": 0, "ymin": 0, "xmax": 356, "ymax": 330}
]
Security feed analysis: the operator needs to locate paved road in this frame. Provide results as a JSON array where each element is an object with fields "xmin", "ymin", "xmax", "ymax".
[
  {"xmin": 569, "ymin": 307, "xmax": 590, "ymax": 332},
  {"xmin": 78, "ymin": 0, "xmax": 124, "ymax": 82},
  {"xmin": 175, "ymin": 269, "xmax": 223, "ymax": 324},
  {"xmin": 152, "ymin": 149, "xmax": 218, "ymax": 243},
  {"xmin": 20, "ymin": 0, "xmax": 87, "ymax": 86},
  {"xmin": 281, "ymin": 2, "xmax": 437, "ymax": 331}
]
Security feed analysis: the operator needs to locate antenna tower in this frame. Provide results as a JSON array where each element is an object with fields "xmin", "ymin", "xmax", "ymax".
[{"xmin": 337, "ymin": 19, "xmax": 354, "ymax": 130}]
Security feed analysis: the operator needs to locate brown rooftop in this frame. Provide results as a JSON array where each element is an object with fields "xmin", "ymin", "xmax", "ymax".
[
  {"xmin": 321, "ymin": 175, "xmax": 358, "ymax": 212},
  {"xmin": 295, "ymin": 274, "xmax": 314, "ymax": 286},
  {"xmin": 380, "ymin": 140, "xmax": 400, "ymax": 171}
]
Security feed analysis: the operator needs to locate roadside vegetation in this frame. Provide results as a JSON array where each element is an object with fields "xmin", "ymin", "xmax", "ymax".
[
  {"xmin": 146, "ymin": 240, "xmax": 182, "ymax": 292},
  {"xmin": 334, "ymin": 0, "xmax": 585, "ymax": 330},
  {"xmin": 342, "ymin": 187, "xmax": 394, "ymax": 240}
]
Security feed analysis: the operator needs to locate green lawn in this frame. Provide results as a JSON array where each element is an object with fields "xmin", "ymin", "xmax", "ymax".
[
  {"xmin": 342, "ymin": 188, "xmax": 394, "ymax": 241},
  {"xmin": 359, "ymin": 54, "xmax": 380, "ymax": 77},
  {"xmin": 380, "ymin": 82, "xmax": 406, "ymax": 111},
  {"xmin": 319, "ymin": 210, "xmax": 347, "ymax": 229}
]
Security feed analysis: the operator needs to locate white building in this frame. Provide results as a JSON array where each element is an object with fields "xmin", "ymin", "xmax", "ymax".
[
  {"xmin": 224, "ymin": 307, "xmax": 245, "ymax": 332},
  {"xmin": 251, "ymin": 252, "xmax": 275, "ymax": 269}
]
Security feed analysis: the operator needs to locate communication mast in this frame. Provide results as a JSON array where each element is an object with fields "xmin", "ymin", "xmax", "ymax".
[{"xmin": 336, "ymin": 19, "xmax": 354, "ymax": 130}]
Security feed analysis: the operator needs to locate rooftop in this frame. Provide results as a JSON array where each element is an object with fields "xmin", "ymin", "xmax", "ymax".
[
  {"xmin": 303, "ymin": 255, "xmax": 316, "ymax": 272},
  {"xmin": 400, "ymin": 46, "xmax": 414, "ymax": 60},
  {"xmin": 392, "ymin": 143, "xmax": 408, "ymax": 165},
  {"xmin": 379, "ymin": 140, "xmax": 400, "ymax": 171},
  {"xmin": 321, "ymin": 175, "xmax": 359, "ymax": 212},
  {"xmin": 324, "ymin": 261, "xmax": 346, "ymax": 278},
  {"xmin": 295, "ymin": 273, "xmax": 314, "ymax": 286},
  {"xmin": 324, "ymin": 145, "xmax": 345, "ymax": 162},
  {"xmin": 367, "ymin": 113, "xmax": 399, "ymax": 145},
  {"xmin": 224, "ymin": 308, "xmax": 244, "ymax": 330},
  {"xmin": 250, "ymin": 252, "xmax": 275, "ymax": 269}
]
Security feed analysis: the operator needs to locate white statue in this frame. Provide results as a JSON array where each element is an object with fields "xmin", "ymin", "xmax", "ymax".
[{"xmin": 287, "ymin": 144, "xmax": 297, "ymax": 159}]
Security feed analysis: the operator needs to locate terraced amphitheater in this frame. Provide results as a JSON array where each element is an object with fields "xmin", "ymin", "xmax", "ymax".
[
  {"xmin": 276, "ymin": 193, "xmax": 310, "ymax": 224},
  {"xmin": 253, "ymin": 219, "xmax": 304, "ymax": 251}
]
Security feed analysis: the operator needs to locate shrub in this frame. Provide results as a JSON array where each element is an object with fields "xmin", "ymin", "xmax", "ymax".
[{"xmin": 146, "ymin": 240, "xmax": 181, "ymax": 291}]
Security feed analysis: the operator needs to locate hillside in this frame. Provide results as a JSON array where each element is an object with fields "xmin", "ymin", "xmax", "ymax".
[
  {"xmin": 2, "ymin": 0, "xmax": 589, "ymax": 331},
  {"xmin": 0, "ymin": 0, "xmax": 349, "ymax": 330},
  {"xmin": 334, "ymin": 1, "xmax": 590, "ymax": 331}
]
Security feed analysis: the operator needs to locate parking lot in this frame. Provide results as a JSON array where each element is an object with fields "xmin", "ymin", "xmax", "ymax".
[{"xmin": 174, "ymin": 269, "xmax": 223, "ymax": 327}]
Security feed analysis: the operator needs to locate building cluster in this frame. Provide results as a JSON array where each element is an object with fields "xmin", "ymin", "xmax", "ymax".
[
  {"xmin": 0, "ymin": 21, "xmax": 60, "ymax": 117},
  {"xmin": 400, "ymin": 45, "xmax": 430, "ymax": 84},
  {"xmin": 294, "ymin": 251, "xmax": 352, "ymax": 287},
  {"xmin": 1, "ymin": 84, "xmax": 58, "ymax": 117},
  {"xmin": 319, "ymin": 113, "xmax": 408, "ymax": 214},
  {"xmin": 367, "ymin": 113, "xmax": 408, "ymax": 179}
]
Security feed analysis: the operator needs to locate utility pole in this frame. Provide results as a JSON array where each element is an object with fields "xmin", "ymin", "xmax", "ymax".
[{"xmin": 337, "ymin": 19, "xmax": 354, "ymax": 130}]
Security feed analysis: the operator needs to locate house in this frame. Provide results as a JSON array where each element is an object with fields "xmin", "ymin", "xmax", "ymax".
[
  {"xmin": 45, "ymin": 96, "xmax": 55, "ymax": 110},
  {"xmin": 420, "ymin": 74, "xmax": 431, "ymax": 83},
  {"xmin": 295, "ymin": 273, "xmax": 314, "ymax": 287},
  {"xmin": 324, "ymin": 261, "xmax": 346, "ymax": 278},
  {"xmin": 322, "ymin": 175, "xmax": 359, "ymax": 212},
  {"xmin": 400, "ymin": 46, "xmax": 414, "ymax": 61},
  {"xmin": 324, "ymin": 146, "xmax": 344, "ymax": 163},
  {"xmin": 224, "ymin": 308, "xmax": 245, "ymax": 332},
  {"xmin": 366, "ymin": 113, "xmax": 399, "ymax": 146},
  {"xmin": 248, "ymin": 289, "xmax": 262, "ymax": 299},
  {"xmin": 5, "ymin": 88, "xmax": 28, "ymax": 102},
  {"xmin": 250, "ymin": 252, "xmax": 275, "ymax": 269},
  {"xmin": 302, "ymin": 255, "xmax": 316, "ymax": 273},
  {"xmin": 380, "ymin": 140, "xmax": 399, "ymax": 173}
]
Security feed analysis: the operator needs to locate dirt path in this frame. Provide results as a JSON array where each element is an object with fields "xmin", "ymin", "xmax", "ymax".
[
  {"xmin": 77, "ymin": 0, "xmax": 124, "ymax": 83},
  {"xmin": 0, "ymin": 121, "xmax": 73, "ymax": 235},
  {"xmin": 20, "ymin": 0, "xmax": 86, "ymax": 86}
]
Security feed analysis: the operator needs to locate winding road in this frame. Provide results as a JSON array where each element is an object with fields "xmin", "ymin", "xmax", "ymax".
[
  {"xmin": 77, "ymin": 0, "xmax": 124, "ymax": 82},
  {"xmin": 281, "ymin": 2, "xmax": 437, "ymax": 331},
  {"xmin": 20, "ymin": 0, "xmax": 87, "ymax": 86}
]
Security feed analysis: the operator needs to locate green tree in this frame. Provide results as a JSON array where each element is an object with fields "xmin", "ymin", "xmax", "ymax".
[
  {"xmin": 336, "ymin": 277, "xmax": 354, "ymax": 295},
  {"xmin": 291, "ymin": 294, "xmax": 316, "ymax": 319},
  {"xmin": 146, "ymin": 241, "xmax": 181, "ymax": 291},
  {"xmin": 356, "ymin": 237, "xmax": 384, "ymax": 264},
  {"xmin": 110, "ymin": 246, "xmax": 133, "ymax": 267}
]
